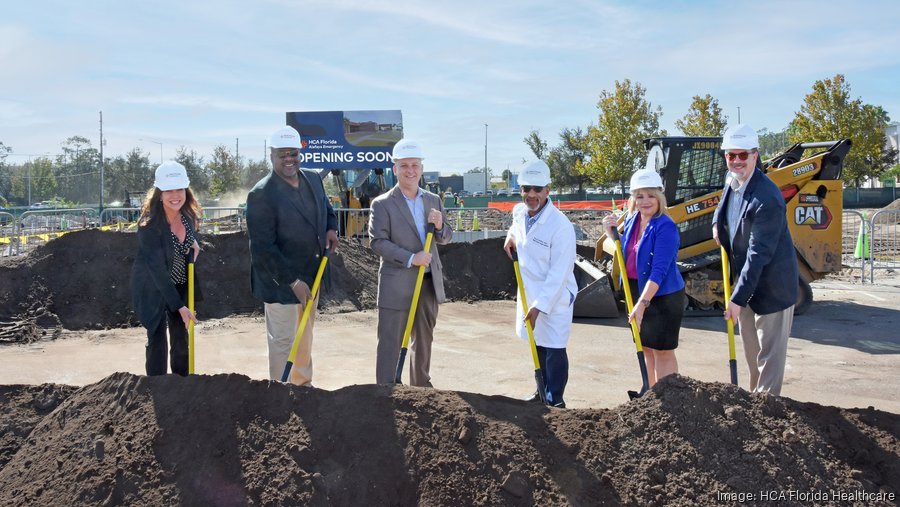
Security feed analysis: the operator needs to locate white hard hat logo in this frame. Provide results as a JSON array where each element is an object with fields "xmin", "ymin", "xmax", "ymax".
[
  {"xmin": 154, "ymin": 161, "xmax": 190, "ymax": 191},
  {"xmin": 721, "ymin": 124, "xmax": 759, "ymax": 151},
  {"xmin": 392, "ymin": 139, "xmax": 425, "ymax": 160},
  {"xmin": 518, "ymin": 160, "xmax": 551, "ymax": 186},
  {"xmin": 269, "ymin": 126, "xmax": 302, "ymax": 149},
  {"xmin": 630, "ymin": 169, "xmax": 663, "ymax": 190}
]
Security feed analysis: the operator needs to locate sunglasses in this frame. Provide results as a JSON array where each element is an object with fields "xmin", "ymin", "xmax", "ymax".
[
  {"xmin": 521, "ymin": 185, "xmax": 545, "ymax": 193},
  {"xmin": 724, "ymin": 151, "xmax": 754, "ymax": 161}
]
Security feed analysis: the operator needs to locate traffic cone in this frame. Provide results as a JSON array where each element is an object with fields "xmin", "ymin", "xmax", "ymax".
[
  {"xmin": 854, "ymin": 212, "xmax": 869, "ymax": 259},
  {"xmin": 472, "ymin": 211, "xmax": 480, "ymax": 231}
]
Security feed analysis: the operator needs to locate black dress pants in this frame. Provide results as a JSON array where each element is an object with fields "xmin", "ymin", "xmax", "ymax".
[{"xmin": 145, "ymin": 283, "xmax": 189, "ymax": 376}]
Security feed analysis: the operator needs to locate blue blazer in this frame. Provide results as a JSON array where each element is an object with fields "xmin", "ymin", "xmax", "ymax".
[
  {"xmin": 621, "ymin": 211, "xmax": 684, "ymax": 296},
  {"xmin": 712, "ymin": 168, "xmax": 798, "ymax": 314}
]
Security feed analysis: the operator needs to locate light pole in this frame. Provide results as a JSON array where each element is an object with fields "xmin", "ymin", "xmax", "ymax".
[
  {"xmin": 484, "ymin": 123, "xmax": 488, "ymax": 195},
  {"xmin": 140, "ymin": 139, "xmax": 164, "ymax": 163},
  {"xmin": 737, "ymin": 106, "xmax": 741, "ymax": 124}
]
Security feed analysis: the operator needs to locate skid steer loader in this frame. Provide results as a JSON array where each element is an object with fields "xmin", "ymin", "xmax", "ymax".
[{"xmin": 591, "ymin": 136, "xmax": 851, "ymax": 315}]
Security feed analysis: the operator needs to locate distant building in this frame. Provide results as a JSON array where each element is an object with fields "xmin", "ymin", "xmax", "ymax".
[
  {"xmin": 422, "ymin": 171, "xmax": 440, "ymax": 185},
  {"xmin": 438, "ymin": 175, "xmax": 463, "ymax": 194},
  {"xmin": 463, "ymin": 172, "xmax": 487, "ymax": 193}
]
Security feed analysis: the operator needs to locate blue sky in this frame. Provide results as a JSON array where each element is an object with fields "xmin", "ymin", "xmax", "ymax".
[{"xmin": 2, "ymin": 0, "xmax": 899, "ymax": 176}]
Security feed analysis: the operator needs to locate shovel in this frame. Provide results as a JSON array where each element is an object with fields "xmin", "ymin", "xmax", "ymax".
[
  {"xmin": 720, "ymin": 247, "xmax": 738, "ymax": 385},
  {"xmin": 395, "ymin": 223, "xmax": 436, "ymax": 384},
  {"xmin": 188, "ymin": 249, "xmax": 196, "ymax": 374},
  {"xmin": 608, "ymin": 228, "xmax": 650, "ymax": 400},
  {"xmin": 511, "ymin": 249, "xmax": 549, "ymax": 405},
  {"xmin": 281, "ymin": 249, "xmax": 331, "ymax": 383}
]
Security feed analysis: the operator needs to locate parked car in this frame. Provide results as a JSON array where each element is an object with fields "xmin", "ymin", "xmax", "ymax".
[
  {"xmin": 473, "ymin": 191, "xmax": 484, "ymax": 197},
  {"xmin": 496, "ymin": 189, "xmax": 509, "ymax": 197}
]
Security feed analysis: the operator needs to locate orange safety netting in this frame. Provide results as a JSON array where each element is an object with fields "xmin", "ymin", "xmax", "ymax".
[{"xmin": 487, "ymin": 200, "xmax": 619, "ymax": 212}]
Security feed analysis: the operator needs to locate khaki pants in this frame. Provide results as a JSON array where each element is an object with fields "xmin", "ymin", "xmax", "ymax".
[
  {"xmin": 738, "ymin": 305, "xmax": 794, "ymax": 396},
  {"xmin": 265, "ymin": 295, "xmax": 318, "ymax": 385}
]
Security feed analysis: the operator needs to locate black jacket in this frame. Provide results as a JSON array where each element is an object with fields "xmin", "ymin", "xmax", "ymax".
[
  {"xmin": 713, "ymin": 168, "xmax": 798, "ymax": 315},
  {"xmin": 246, "ymin": 169, "xmax": 337, "ymax": 304},
  {"xmin": 131, "ymin": 215, "xmax": 201, "ymax": 328}
]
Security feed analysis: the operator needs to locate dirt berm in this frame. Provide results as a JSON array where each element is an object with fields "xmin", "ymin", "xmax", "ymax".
[
  {"xmin": 1, "ymin": 230, "xmax": 550, "ymax": 342},
  {"xmin": 0, "ymin": 373, "xmax": 897, "ymax": 506}
]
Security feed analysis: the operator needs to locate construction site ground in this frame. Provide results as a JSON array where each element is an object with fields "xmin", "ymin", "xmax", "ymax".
[{"xmin": 0, "ymin": 282, "xmax": 898, "ymax": 413}]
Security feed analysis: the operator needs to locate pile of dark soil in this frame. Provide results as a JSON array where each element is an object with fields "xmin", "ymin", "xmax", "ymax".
[
  {"xmin": 0, "ymin": 230, "xmax": 525, "ymax": 340},
  {"xmin": 0, "ymin": 373, "xmax": 896, "ymax": 506}
]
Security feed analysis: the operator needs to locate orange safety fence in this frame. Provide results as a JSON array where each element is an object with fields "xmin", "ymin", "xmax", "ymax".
[{"xmin": 488, "ymin": 200, "xmax": 619, "ymax": 212}]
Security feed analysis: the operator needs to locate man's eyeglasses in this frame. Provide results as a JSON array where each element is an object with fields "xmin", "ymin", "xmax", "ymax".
[
  {"xmin": 521, "ymin": 185, "xmax": 545, "ymax": 193},
  {"xmin": 724, "ymin": 151, "xmax": 754, "ymax": 161}
]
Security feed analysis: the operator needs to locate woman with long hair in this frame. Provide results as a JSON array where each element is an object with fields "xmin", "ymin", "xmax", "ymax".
[
  {"xmin": 131, "ymin": 161, "xmax": 202, "ymax": 376},
  {"xmin": 603, "ymin": 169, "xmax": 685, "ymax": 386}
]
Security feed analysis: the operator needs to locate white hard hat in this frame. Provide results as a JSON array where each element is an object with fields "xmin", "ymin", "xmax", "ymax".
[
  {"xmin": 154, "ymin": 161, "xmax": 190, "ymax": 191},
  {"xmin": 392, "ymin": 139, "xmax": 424, "ymax": 161},
  {"xmin": 721, "ymin": 124, "xmax": 759, "ymax": 151},
  {"xmin": 518, "ymin": 160, "xmax": 551, "ymax": 187},
  {"xmin": 630, "ymin": 169, "xmax": 663, "ymax": 191},
  {"xmin": 269, "ymin": 126, "xmax": 302, "ymax": 149}
]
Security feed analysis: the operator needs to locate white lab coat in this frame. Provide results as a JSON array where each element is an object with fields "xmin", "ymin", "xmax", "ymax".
[{"xmin": 506, "ymin": 199, "xmax": 577, "ymax": 348}]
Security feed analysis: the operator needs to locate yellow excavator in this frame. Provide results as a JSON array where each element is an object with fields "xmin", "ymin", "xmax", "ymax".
[
  {"xmin": 581, "ymin": 136, "xmax": 851, "ymax": 316},
  {"xmin": 325, "ymin": 168, "xmax": 392, "ymax": 237}
]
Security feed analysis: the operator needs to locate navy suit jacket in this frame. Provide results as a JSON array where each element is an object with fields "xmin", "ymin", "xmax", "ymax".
[
  {"xmin": 713, "ymin": 168, "xmax": 798, "ymax": 314},
  {"xmin": 246, "ymin": 169, "xmax": 337, "ymax": 304}
]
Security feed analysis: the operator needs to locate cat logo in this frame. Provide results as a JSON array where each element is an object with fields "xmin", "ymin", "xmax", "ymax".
[{"xmin": 794, "ymin": 205, "xmax": 832, "ymax": 230}]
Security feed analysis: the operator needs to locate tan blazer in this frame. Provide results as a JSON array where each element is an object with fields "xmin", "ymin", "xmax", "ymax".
[{"xmin": 369, "ymin": 185, "xmax": 453, "ymax": 311}]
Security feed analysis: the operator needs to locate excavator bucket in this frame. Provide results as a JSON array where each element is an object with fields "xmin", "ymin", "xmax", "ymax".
[{"xmin": 573, "ymin": 255, "xmax": 619, "ymax": 318}]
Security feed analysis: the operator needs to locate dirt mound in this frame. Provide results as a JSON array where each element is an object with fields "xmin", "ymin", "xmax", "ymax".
[
  {"xmin": 0, "ymin": 383, "xmax": 78, "ymax": 470},
  {"xmin": 0, "ymin": 373, "xmax": 896, "ymax": 506},
  {"xmin": 0, "ymin": 231, "xmax": 521, "ymax": 339}
]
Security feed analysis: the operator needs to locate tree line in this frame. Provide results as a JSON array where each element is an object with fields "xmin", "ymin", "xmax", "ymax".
[
  {"xmin": 0, "ymin": 139, "xmax": 270, "ymax": 208},
  {"xmin": 525, "ymin": 73, "xmax": 897, "ymax": 193},
  {"xmin": 2, "ymin": 73, "xmax": 897, "ymax": 207}
]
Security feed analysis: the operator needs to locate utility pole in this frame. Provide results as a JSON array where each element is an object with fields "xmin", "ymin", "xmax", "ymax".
[
  {"xmin": 99, "ymin": 111, "xmax": 104, "ymax": 212},
  {"xmin": 236, "ymin": 137, "xmax": 240, "ymax": 166},
  {"xmin": 737, "ymin": 106, "xmax": 741, "ymax": 124},
  {"xmin": 484, "ymin": 124, "xmax": 488, "ymax": 194}
]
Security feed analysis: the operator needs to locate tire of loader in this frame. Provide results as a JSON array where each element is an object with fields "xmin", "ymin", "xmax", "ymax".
[{"xmin": 795, "ymin": 277, "xmax": 813, "ymax": 316}]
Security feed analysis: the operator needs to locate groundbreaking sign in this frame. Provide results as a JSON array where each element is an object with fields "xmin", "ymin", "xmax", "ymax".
[{"xmin": 286, "ymin": 110, "xmax": 403, "ymax": 169}]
